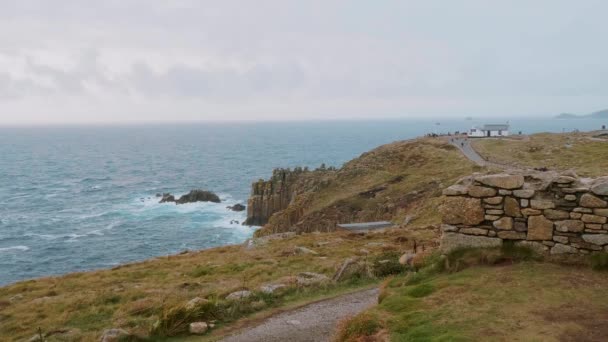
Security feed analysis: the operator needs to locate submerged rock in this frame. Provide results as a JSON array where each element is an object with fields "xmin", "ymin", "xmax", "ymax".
[
  {"xmin": 159, "ymin": 193, "xmax": 176, "ymax": 203},
  {"xmin": 159, "ymin": 190, "xmax": 221, "ymax": 204}
]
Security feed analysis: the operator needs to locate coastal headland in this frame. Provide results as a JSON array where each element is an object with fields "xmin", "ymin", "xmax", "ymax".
[{"xmin": 2, "ymin": 130, "xmax": 608, "ymax": 341}]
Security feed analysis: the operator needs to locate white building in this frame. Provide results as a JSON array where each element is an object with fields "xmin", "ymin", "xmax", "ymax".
[{"xmin": 468, "ymin": 124, "xmax": 510, "ymax": 138}]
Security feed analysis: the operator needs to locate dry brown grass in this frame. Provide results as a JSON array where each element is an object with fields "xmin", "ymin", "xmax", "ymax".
[
  {"xmin": 472, "ymin": 132, "xmax": 608, "ymax": 176},
  {"xmin": 0, "ymin": 227, "xmax": 436, "ymax": 341}
]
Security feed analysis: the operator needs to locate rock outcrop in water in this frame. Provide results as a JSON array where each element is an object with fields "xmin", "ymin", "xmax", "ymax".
[
  {"xmin": 227, "ymin": 204, "xmax": 246, "ymax": 212},
  {"xmin": 159, "ymin": 190, "xmax": 221, "ymax": 204}
]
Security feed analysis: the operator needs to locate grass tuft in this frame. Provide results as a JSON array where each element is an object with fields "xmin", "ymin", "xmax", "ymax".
[
  {"xmin": 334, "ymin": 312, "xmax": 382, "ymax": 342},
  {"xmin": 589, "ymin": 252, "xmax": 608, "ymax": 271}
]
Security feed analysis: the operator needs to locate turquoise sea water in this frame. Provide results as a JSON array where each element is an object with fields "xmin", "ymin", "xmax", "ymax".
[{"xmin": 0, "ymin": 118, "xmax": 606, "ymax": 285}]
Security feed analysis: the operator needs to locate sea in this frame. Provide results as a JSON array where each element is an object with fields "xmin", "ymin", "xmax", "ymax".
[{"xmin": 0, "ymin": 118, "xmax": 606, "ymax": 285}]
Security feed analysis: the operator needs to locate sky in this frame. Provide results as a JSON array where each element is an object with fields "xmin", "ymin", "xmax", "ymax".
[{"xmin": 0, "ymin": 0, "xmax": 607, "ymax": 125}]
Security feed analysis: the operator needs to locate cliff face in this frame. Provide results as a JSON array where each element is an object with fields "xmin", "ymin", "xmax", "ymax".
[
  {"xmin": 244, "ymin": 168, "xmax": 307, "ymax": 226},
  {"xmin": 246, "ymin": 138, "xmax": 479, "ymax": 237}
]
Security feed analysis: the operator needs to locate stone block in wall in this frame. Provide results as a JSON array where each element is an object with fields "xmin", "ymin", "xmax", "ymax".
[
  {"xmin": 468, "ymin": 186, "xmax": 497, "ymax": 198},
  {"xmin": 531, "ymin": 200, "xmax": 555, "ymax": 210},
  {"xmin": 440, "ymin": 224, "xmax": 459, "ymax": 232},
  {"xmin": 485, "ymin": 215, "xmax": 501, "ymax": 221},
  {"xmin": 590, "ymin": 179, "xmax": 608, "ymax": 196},
  {"xmin": 493, "ymin": 217, "xmax": 513, "ymax": 230},
  {"xmin": 441, "ymin": 197, "xmax": 485, "ymax": 226},
  {"xmin": 488, "ymin": 231, "xmax": 497, "ymax": 237},
  {"xmin": 593, "ymin": 208, "xmax": 608, "ymax": 217},
  {"xmin": 484, "ymin": 197, "xmax": 503, "ymax": 205},
  {"xmin": 562, "ymin": 187, "xmax": 589, "ymax": 194},
  {"xmin": 513, "ymin": 189, "xmax": 535, "ymax": 198},
  {"xmin": 555, "ymin": 176, "xmax": 577, "ymax": 184},
  {"xmin": 486, "ymin": 209, "xmax": 504, "ymax": 215},
  {"xmin": 581, "ymin": 214, "xmax": 607, "ymax": 224},
  {"xmin": 544, "ymin": 209, "xmax": 570, "ymax": 220},
  {"xmin": 580, "ymin": 194, "xmax": 608, "ymax": 208},
  {"xmin": 440, "ymin": 232, "xmax": 502, "ymax": 252},
  {"xmin": 484, "ymin": 204, "xmax": 503, "ymax": 209},
  {"xmin": 570, "ymin": 212, "xmax": 583, "ymax": 219},
  {"xmin": 573, "ymin": 207, "xmax": 593, "ymax": 213},
  {"xmin": 522, "ymin": 208, "xmax": 542, "ymax": 217},
  {"xmin": 498, "ymin": 231, "xmax": 526, "ymax": 240},
  {"xmin": 564, "ymin": 195, "xmax": 577, "ymax": 201},
  {"xmin": 582, "ymin": 236, "xmax": 608, "ymax": 248},
  {"xmin": 513, "ymin": 221, "xmax": 527, "ymax": 232},
  {"xmin": 586, "ymin": 224, "xmax": 603, "ymax": 230},
  {"xmin": 442, "ymin": 185, "xmax": 469, "ymax": 196},
  {"xmin": 459, "ymin": 228, "xmax": 489, "ymax": 236},
  {"xmin": 515, "ymin": 241, "xmax": 548, "ymax": 253},
  {"xmin": 521, "ymin": 199, "xmax": 529, "ymax": 207},
  {"xmin": 543, "ymin": 241, "xmax": 555, "ymax": 247},
  {"xmin": 550, "ymin": 243, "xmax": 578, "ymax": 255},
  {"xmin": 553, "ymin": 236, "xmax": 569, "ymax": 244},
  {"xmin": 504, "ymin": 197, "xmax": 522, "ymax": 217},
  {"xmin": 475, "ymin": 174, "xmax": 525, "ymax": 190},
  {"xmin": 499, "ymin": 189, "xmax": 512, "ymax": 195},
  {"xmin": 555, "ymin": 220, "xmax": 585, "ymax": 233},
  {"xmin": 527, "ymin": 215, "xmax": 554, "ymax": 240}
]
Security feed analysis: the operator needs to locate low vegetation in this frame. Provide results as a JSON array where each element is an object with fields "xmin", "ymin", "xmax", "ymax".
[
  {"xmin": 472, "ymin": 132, "xmax": 608, "ymax": 176},
  {"xmin": 338, "ymin": 245, "xmax": 608, "ymax": 341},
  {"xmin": 0, "ymin": 227, "xmax": 434, "ymax": 341}
]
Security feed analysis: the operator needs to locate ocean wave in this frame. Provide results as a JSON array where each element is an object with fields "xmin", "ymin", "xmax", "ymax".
[{"xmin": 0, "ymin": 245, "xmax": 29, "ymax": 252}]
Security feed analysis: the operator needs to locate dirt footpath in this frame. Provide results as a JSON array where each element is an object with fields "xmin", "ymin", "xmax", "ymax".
[{"xmin": 220, "ymin": 288, "xmax": 379, "ymax": 342}]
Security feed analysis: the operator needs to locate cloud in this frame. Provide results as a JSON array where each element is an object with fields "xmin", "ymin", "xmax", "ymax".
[{"xmin": 0, "ymin": 0, "xmax": 607, "ymax": 124}]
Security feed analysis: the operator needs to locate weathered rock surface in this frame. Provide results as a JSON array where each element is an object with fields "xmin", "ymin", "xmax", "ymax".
[
  {"xmin": 544, "ymin": 209, "xmax": 570, "ymax": 220},
  {"xmin": 504, "ymin": 197, "xmax": 522, "ymax": 217},
  {"xmin": 468, "ymin": 185, "xmax": 497, "ymax": 198},
  {"xmin": 555, "ymin": 220, "xmax": 585, "ymax": 233},
  {"xmin": 442, "ymin": 184, "xmax": 468, "ymax": 196},
  {"xmin": 226, "ymin": 290, "xmax": 253, "ymax": 301},
  {"xmin": 580, "ymin": 193, "xmax": 607, "ymax": 208},
  {"xmin": 441, "ymin": 197, "xmax": 484, "ymax": 225},
  {"xmin": 176, "ymin": 190, "xmax": 221, "ymax": 204},
  {"xmin": 513, "ymin": 189, "xmax": 535, "ymax": 198},
  {"xmin": 527, "ymin": 215, "xmax": 553, "ymax": 240},
  {"xmin": 227, "ymin": 204, "xmax": 246, "ymax": 212},
  {"xmin": 189, "ymin": 322, "xmax": 209, "ymax": 335},
  {"xmin": 260, "ymin": 284, "xmax": 288, "ymax": 294},
  {"xmin": 440, "ymin": 232, "xmax": 502, "ymax": 252},
  {"xmin": 100, "ymin": 329, "xmax": 129, "ymax": 342},
  {"xmin": 493, "ymin": 217, "xmax": 513, "ymax": 230},
  {"xmin": 590, "ymin": 179, "xmax": 608, "ymax": 196},
  {"xmin": 475, "ymin": 174, "xmax": 524, "ymax": 190},
  {"xmin": 582, "ymin": 234, "xmax": 608, "ymax": 246},
  {"xmin": 551, "ymin": 243, "xmax": 578, "ymax": 254}
]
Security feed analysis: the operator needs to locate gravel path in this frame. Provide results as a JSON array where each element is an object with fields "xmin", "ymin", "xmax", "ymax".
[
  {"xmin": 220, "ymin": 288, "xmax": 379, "ymax": 342},
  {"xmin": 449, "ymin": 137, "xmax": 507, "ymax": 169}
]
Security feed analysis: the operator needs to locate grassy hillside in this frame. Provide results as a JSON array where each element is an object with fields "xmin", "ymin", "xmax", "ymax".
[
  {"xmin": 258, "ymin": 138, "xmax": 481, "ymax": 236},
  {"xmin": 336, "ymin": 247, "xmax": 608, "ymax": 342},
  {"xmin": 471, "ymin": 133, "xmax": 608, "ymax": 176},
  {"xmin": 0, "ymin": 227, "xmax": 438, "ymax": 341}
]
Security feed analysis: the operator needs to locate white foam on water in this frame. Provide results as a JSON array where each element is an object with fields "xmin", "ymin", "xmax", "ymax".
[{"xmin": 0, "ymin": 245, "xmax": 29, "ymax": 252}]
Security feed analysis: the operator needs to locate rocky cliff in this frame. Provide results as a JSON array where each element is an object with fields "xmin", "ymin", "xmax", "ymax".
[{"xmin": 246, "ymin": 138, "xmax": 479, "ymax": 237}]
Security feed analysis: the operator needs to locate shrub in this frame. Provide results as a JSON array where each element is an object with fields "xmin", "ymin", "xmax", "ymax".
[
  {"xmin": 590, "ymin": 252, "xmax": 608, "ymax": 271},
  {"xmin": 151, "ymin": 299, "xmax": 221, "ymax": 336},
  {"xmin": 334, "ymin": 312, "xmax": 381, "ymax": 342},
  {"xmin": 372, "ymin": 252, "xmax": 409, "ymax": 278}
]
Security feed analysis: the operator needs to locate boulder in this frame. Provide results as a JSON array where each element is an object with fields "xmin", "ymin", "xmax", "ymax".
[
  {"xmin": 440, "ymin": 197, "xmax": 484, "ymax": 226},
  {"xmin": 100, "ymin": 329, "xmax": 129, "ymax": 342},
  {"xmin": 582, "ymin": 234, "xmax": 608, "ymax": 246},
  {"xmin": 493, "ymin": 217, "xmax": 513, "ymax": 230},
  {"xmin": 468, "ymin": 186, "xmax": 497, "ymax": 198},
  {"xmin": 527, "ymin": 215, "xmax": 554, "ymax": 240},
  {"xmin": 226, "ymin": 290, "xmax": 252, "ymax": 301},
  {"xmin": 442, "ymin": 185, "xmax": 469, "ymax": 196},
  {"xmin": 176, "ymin": 190, "xmax": 221, "ymax": 204},
  {"xmin": 504, "ymin": 197, "xmax": 522, "ymax": 217},
  {"xmin": 475, "ymin": 174, "xmax": 524, "ymax": 190},
  {"xmin": 550, "ymin": 243, "xmax": 578, "ymax": 255},
  {"xmin": 227, "ymin": 203, "xmax": 246, "ymax": 212},
  {"xmin": 294, "ymin": 246, "xmax": 319, "ymax": 255},
  {"xmin": 555, "ymin": 220, "xmax": 585, "ymax": 233},
  {"xmin": 580, "ymin": 194, "xmax": 607, "ymax": 208},
  {"xmin": 440, "ymin": 232, "xmax": 502, "ymax": 252},
  {"xmin": 399, "ymin": 253, "xmax": 416, "ymax": 266},
  {"xmin": 185, "ymin": 297, "xmax": 209, "ymax": 311},
  {"xmin": 260, "ymin": 284, "xmax": 288, "ymax": 294},
  {"xmin": 296, "ymin": 272, "xmax": 330, "ymax": 286},
  {"xmin": 159, "ymin": 193, "xmax": 176, "ymax": 203},
  {"xmin": 189, "ymin": 322, "xmax": 209, "ymax": 335}
]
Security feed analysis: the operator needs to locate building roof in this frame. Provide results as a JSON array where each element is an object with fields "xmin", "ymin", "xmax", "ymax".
[
  {"xmin": 476, "ymin": 124, "xmax": 510, "ymax": 131},
  {"xmin": 337, "ymin": 221, "xmax": 394, "ymax": 231}
]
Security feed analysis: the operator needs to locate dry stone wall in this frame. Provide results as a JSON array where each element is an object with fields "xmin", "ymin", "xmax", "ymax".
[{"xmin": 440, "ymin": 172, "xmax": 608, "ymax": 255}]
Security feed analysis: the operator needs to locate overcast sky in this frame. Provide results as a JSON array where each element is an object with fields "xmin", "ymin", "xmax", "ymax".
[{"xmin": 1, "ymin": 0, "xmax": 607, "ymax": 124}]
